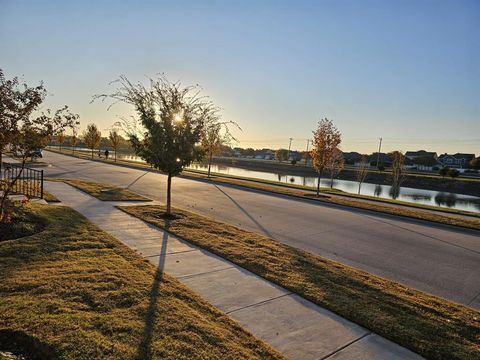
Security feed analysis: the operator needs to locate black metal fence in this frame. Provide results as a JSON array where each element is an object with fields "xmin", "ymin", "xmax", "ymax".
[{"xmin": 1, "ymin": 162, "xmax": 44, "ymax": 199}]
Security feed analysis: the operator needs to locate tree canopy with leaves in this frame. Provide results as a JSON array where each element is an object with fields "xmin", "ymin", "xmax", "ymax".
[
  {"xmin": 326, "ymin": 147, "xmax": 344, "ymax": 189},
  {"xmin": 109, "ymin": 129, "xmax": 122, "ymax": 162},
  {"xmin": 95, "ymin": 75, "xmax": 216, "ymax": 216},
  {"xmin": 0, "ymin": 69, "xmax": 79, "ymax": 222},
  {"xmin": 310, "ymin": 118, "xmax": 342, "ymax": 195},
  {"xmin": 83, "ymin": 124, "xmax": 102, "ymax": 159},
  {"xmin": 201, "ymin": 115, "xmax": 239, "ymax": 178}
]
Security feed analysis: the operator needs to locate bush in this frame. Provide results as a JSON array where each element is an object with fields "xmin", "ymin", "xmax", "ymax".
[
  {"xmin": 378, "ymin": 165, "xmax": 385, "ymax": 171},
  {"xmin": 0, "ymin": 202, "xmax": 45, "ymax": 241},
  {"xmin": 291, "ymin": 159, "xmax": 297, "ymax": 165},
  {"xmin": 448, "ymin": 168, "xmax": 460, "ymax": 179},
  {"xmin": 439, "ymin": 167, "xmax": 449, "ymax": 177}
]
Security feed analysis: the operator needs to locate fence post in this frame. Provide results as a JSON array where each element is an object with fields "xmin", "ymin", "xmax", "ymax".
[{"xmin": 40, "ymin": 170, "xmax": 44, "ymax": 199}]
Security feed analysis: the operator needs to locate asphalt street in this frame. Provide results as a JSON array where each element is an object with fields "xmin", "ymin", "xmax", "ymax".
[{"xmin": 42, "ymin": 150, "xmax": 480, "ymax": 309}]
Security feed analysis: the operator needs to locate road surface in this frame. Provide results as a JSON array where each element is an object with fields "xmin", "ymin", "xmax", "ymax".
[{"xmin": 42, "ymin": 150, "xmax": 480, "ymax": 309}]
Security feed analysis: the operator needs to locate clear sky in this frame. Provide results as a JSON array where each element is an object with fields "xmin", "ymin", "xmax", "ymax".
[{"xmin": 1, "ymin": 0, "xmax": 479, "ymax": 154}]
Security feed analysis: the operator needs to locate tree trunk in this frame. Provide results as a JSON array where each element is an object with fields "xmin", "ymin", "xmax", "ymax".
[
  {"xmin": 330, "ymin": 173, "xmax": 334, "ymax": 189},
  {"xmin": 207, "ymin": 152, "xmax": 213, "ymax": 178},
  {"xmin": 114, "ymin": 148, "xmax": 117, "ymax": 162},
  {"xmin": 316, "ymin": 169, "xmax": 322, "ymax": 196},
  {"xmin": 166, "ymin": 174, "xmax": 172, "ymax": 215},
  {"xmin": 91, "ymin": 148, "xmax": 93, "ymax": 159},
  {"xmin": 0, "ymin": 150, "xmax": 2, "ymax": 178},
  {"xmin": 358, "ymin": 182, "xmax": 361, "ymax": 194}
]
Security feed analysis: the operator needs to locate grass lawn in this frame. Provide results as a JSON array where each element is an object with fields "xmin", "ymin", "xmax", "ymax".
[
  {"xmin": 48, "ymin": 178, "xmax": 151, "ymax": 202},
  {"xmin": 119, "ymin": 204, "xmax": 480, "ymax": 360},
  {"xmin": 0, "ymin": 204, "xmax": 284, "ymax": 360}
]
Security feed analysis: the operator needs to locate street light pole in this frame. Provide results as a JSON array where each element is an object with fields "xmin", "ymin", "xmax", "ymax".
[
  {"xmin": 376, "ymin": 137, "xmax": 383, "ymax": 169},
  {"xmin": 287, "ymin": 137, "xmax": 293, "ymax": 161}
]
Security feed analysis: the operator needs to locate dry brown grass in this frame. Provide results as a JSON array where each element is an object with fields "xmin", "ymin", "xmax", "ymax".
[
  {"xmin": 0, "ymin": 204, "xmax": 284, "ymax": 360},
  {"xmin": 119, "ymin": 204, "xmax": 480, "ymax": 360},
  {"xmin": 48, "ymin": 178, "xmax": 151, "ymax": 201}
]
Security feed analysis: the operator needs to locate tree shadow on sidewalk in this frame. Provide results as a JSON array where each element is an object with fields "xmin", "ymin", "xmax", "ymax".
[{"xmin": 135, "ymin": 231, "xmax": 168, "ymax": 360}]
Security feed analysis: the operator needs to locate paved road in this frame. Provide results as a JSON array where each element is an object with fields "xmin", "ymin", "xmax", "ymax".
[{"xmin": 42, "ymin": 151, "xmax": 480, "ymax": 309}]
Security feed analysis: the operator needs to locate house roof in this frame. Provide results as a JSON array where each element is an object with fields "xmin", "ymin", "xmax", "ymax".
[
  {"xmin": 405, "ymin": 150, "xmax": 437, "ymax": 158},
  {"xmin": 367, "ymin": 152, "xmax": 391, "ymax": 163},
  {"xmin": 342, "ymin": 151, "xmax": 362, "ymax": 160},
  {"xmin": 439, "ymin": 153, "xmax": 475, "ymax": 160}
]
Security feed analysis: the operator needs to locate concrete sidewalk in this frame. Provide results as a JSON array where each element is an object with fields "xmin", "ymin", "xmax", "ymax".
[{"xmin": 44, "ymin": 181, "xmax": 422, "ymax": 360}]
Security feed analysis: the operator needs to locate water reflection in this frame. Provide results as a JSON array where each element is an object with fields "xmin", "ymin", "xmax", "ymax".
[
  {"xmin": 187, "ymin": 163, "xmax": 479, "ymax": 213},
  {"xmin": 435, "ymin": 193, "xmax": 458, "ymax": 208}
]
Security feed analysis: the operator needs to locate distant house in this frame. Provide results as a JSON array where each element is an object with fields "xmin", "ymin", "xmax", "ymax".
[
  {"xmin": 367, "ymin": 152, "xmax": 392, "ymax": 167},
  {"xmin": 411, "ymin": 156, "xmax": 441, "ymax": 171},
  {"xmin": 342, "ymin": 151, "xmax": 362, "ymax": 165},
  {"xmin": 288, "ymin": 151, "xmax": 302, "ymax": 162},
  {"xmin": 438, "ymin": 153, "xmax": 475, "ymax": 169},
  {"xmin": 405, "ymin": 150, "xmax": 440, "ymax": 171},
  {"xmin": 405, "ymin": 150, "xmax": 438, "ymax": 161},
  {"xmin": 255, "ymin": 149, "xmax": 275, "ymax": 160}
]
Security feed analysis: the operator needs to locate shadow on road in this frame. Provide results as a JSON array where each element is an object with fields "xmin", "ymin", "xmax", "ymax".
[
  {"xmin": 136, "ymin": 231, "xmax": 168, "ymax": 360},
  {"xmin": 126, "ymin": 171, "xmax": 151, "ymax": 190},
  {"xmin": 213, "ymin": 184, "xmax": 275, "ymax": 239}
]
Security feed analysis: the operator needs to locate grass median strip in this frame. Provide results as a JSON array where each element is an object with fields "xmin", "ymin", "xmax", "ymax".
[
  {"xmin": 47, "ymin": 178, "xmax": 151, "ymax": 201},
  {"xmin": 0, "ymin": 204, "xmax": 284, "ymax": 360},
  {"xmin": 118, "ymin": 204, "xmax": 480, "ymax": 360}
]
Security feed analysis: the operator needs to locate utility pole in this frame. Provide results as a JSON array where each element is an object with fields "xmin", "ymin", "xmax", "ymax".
[
  {"xmin": 376, "ymin": 137, "xmax": 383, "ymax": 169},
  {"xmin": 305, "ymin": 139, "xmax": 310, "ymax": 165},
  {"xmin": 287, "ymin": 137, "xmax": 293, "ymax": 162}
]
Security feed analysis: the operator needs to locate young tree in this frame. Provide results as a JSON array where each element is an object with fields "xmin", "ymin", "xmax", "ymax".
[
  {"xmin": 275, "ymin": 149, "xmax": 288, "ymax": 162},
  {"xmin": 448, "ymin": 168, "xmax": 460, "ymax": 179},
  {"xmin": 438, "ymin": 166, "xmax": 449, "ymax": 178},
  {"xmin": 95, "ymin": 75, "xmax": 213, "ymax": 216},
  {"xmin": 391, "ymin": 151, "xmax": 405, "ymax": 195},
  {"xmin": 469, "ymin": 158, "xmax": 480, "ymax": 170},
  {"xmin": 355, "ymin": 156, "xmax": 369, "ymax": 194},
  {"xmin": 0, "ymin": 69, "xmax": 78, "ymax": 221},
  {"xmin": 109, "ymin": 129, "xmax": 122, "ymax": 162},
  {"xmin": 58, "ymin": 131, "xmax": 65, "ymax": 152},
  {"xmin": 201, "ymin": 117, "xmax": 239, "ymax": 178},
  {"xmin": 0, "ymin": 68, "xmax": 46, "ymax": 174},
  {"xmin": 70, "ymin": 126, "xmax": 78, "ymax": 155},
  {"xmin": 310, "ymin": 118, "xmax": 342, "ymax": 195},
  {"xmin": 83, "ymin": 124, "xmax": 101, "ymax": 159},
  {"xmin": 326, "ymin": 148, "xmax": 344, "ymax": 189}
]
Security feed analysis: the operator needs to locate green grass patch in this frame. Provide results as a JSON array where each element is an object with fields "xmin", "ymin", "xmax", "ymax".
[
  {"xmin": 119, "ymin": 204, "xmax": 480, "ymax": 360},
  {"xmin": 0, "ymin": 204, "xmax": 284, "ymax": 360}
]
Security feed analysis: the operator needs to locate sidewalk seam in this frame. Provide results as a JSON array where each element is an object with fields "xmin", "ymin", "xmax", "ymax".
[
  {"xmin": 319, "ymin": 332, "xmax": 371, "ymax": 360},
  {"xmin": 226, "ymin": 292, "xmax": 293, "ymax": 315}
]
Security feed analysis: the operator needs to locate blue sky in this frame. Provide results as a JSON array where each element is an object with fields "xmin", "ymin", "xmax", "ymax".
[{"xmin": 1, "ymin": 0, "xmax": 479, "ymax": 154}]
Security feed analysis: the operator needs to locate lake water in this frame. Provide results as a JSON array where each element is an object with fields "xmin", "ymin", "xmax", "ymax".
[{"xmin": 49, "ymin": 147, "xmax": 480, "ymax": 213}]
